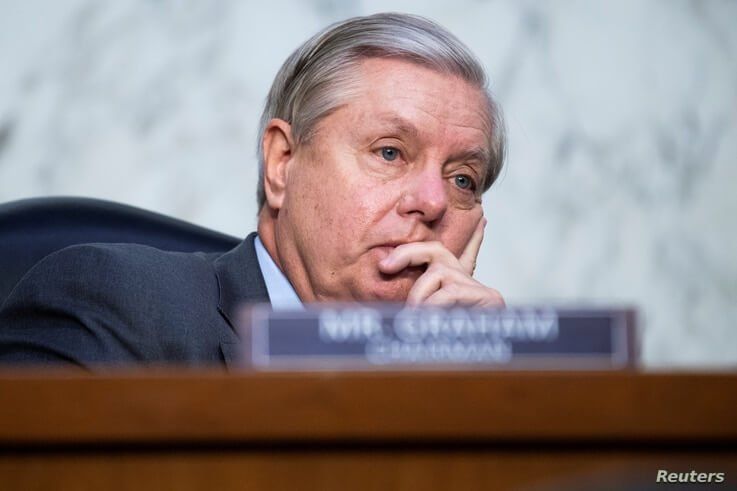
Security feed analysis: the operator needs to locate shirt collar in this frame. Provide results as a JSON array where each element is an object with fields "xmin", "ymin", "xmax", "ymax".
[{"xmin": 254, "ymin": 235, "xmax": 303, "ymax": 310}]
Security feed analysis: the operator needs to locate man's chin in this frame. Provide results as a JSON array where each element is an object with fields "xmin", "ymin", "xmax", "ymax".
[{"xmin": 363, "ymin": 268, "xmax": 424, "ymax": 303}]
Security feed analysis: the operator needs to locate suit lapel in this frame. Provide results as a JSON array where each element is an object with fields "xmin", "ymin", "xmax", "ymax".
[
  {"xmin": 219, "ymin": 341, "xmax": 241, "ymax": 369},
  {"xmin": 213, "ymin": 233, "xmax": 270, "ymax": 367}
]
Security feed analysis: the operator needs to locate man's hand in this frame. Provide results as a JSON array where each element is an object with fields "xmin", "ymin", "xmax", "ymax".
[{"xmin": 378, "ymin": 218, "xmax": 505, "ymax": 307}]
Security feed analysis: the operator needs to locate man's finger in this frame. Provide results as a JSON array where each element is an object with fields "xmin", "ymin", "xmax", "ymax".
[
  {"xmin": 459, "ymin": 216, "xmax": 486, "ymax": 275},
  {"xmin": 405, "ymin": 267, "xmax": 444, "ymax": 306},
  {"xmin": 422, "ymin": 288, "xmax": 457, "ymax": 307},
  {"xmin": 378, "ymin": 241, "xmax": 455, "ymax": 275},
  {"xmin": 405, "ymin": 265, "xmax": 472, "ymax": 305},
  {"xmin": 423, "ymin": 283, "xmax": 505, "ymax": 308}
]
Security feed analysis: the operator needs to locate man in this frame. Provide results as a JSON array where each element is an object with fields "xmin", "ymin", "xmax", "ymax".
[{"xmin": 0, "ymin": 13, "xmax": 505, "ymax": 366}]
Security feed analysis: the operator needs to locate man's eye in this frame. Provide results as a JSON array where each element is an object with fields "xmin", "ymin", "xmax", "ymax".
[
  {"xmin": 380, "ymin": 147, "xmax": 400, "ymax": 162},
  {"xmin": 454, "ymin": 174, "xmax": 475, "ymax": 191}
]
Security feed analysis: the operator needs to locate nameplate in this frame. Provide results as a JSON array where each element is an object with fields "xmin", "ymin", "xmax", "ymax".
[{"xmin": 237, "ymin": 305, "xmax": 636, "ymax": 370}]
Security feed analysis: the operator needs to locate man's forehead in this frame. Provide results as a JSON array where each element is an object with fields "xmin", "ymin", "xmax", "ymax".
[
  {"xmin": 346, "ymin": 59, "xmax": 491, "ymax": 137},
  {"xmin": 356, "ymin": 59, "xmax": 484, "ymax": 105}
]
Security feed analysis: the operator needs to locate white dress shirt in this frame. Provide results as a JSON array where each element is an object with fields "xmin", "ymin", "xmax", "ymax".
[{"xmin": 254, "ymin": 235, "xmax": 304, "ymax": 310}]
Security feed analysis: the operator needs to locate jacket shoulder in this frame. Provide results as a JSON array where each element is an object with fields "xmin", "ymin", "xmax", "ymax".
[
  {"xmin": 13, "ymin": 242, "xmax": 220, "ymax": 309},
  {"xmin": 0, "ymin": 243, "xmax": 225, "ymax": 366}
]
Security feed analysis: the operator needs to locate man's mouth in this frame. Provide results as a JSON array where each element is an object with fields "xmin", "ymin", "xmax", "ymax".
[
  {"xmin": 375, "ymin": 240, "xmax": 411, "ymax": 248},
  {"xmin": 378, "ymin": 265, "xmax": 427, "ymax": 281},
  {"xmin": 371, "ymin": 244, "xmax": 398, "ymax": 258},
  {"xmin": 371, "ymin": 239, "xmax": 416, "ymax": 255},
  {"xmin": 370, "ymin": 240, "xmax": 428, "ymax": 279}
]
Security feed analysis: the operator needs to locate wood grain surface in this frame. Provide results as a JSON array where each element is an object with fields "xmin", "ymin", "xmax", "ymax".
[
  {"xmin": 1, "ymin": 370, "xmax": 735, "ymax": 490},
  {"xmin": 0, "ymin": 370, "xmax": 735, "ymax": 444}
]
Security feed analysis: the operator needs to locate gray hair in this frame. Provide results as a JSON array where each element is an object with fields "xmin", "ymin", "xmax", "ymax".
[{"xmin": 256, "ymin": 12, "xmax": 505, "ymax": 209}]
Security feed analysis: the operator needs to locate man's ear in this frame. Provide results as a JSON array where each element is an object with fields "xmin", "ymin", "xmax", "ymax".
[{"xmin": 262, "ymin": 118, "xmax": 295, "ymax": 210}]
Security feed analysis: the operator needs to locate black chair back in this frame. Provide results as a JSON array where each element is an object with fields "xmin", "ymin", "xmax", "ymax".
[{"xmin": 0, "ymin": 197, "xmax": 240, "ymax": 305}]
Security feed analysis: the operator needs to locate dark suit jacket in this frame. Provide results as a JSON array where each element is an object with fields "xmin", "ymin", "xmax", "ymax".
[{"xmin": 0, "ymin": 233, "xmax": 270, "ymax": 367}]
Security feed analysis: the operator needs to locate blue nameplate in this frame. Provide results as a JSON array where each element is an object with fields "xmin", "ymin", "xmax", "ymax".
[{"xmin": 237, "ymin": 305, "xmax": 636, "ymax": 370}]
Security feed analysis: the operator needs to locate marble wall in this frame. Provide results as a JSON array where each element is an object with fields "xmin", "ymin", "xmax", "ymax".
[{"xmin": 1, "ymin": 0, "xmax": 735, "ymax": 367}]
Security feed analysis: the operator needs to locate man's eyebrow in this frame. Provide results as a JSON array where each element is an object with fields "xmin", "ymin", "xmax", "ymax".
[
  {"xmin": 375, "ymin": 115, "xmax": 420, "ymax": 138},
  {"xmin": 448, "ymin": 147, "xmax": 490, "ymax": 166},
  {"xmin": 375, "ymin": 114, "xmax": 490, "ymax": 165}
]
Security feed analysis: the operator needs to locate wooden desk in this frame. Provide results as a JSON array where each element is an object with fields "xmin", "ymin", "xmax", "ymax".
[{"xmin": 1, "ymin": 371, "xmax": 735, "ymax": 489}]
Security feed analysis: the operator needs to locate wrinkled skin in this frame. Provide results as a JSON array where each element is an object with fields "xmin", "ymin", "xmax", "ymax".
[{"xmin": 258, "ymin": 58, "xmax": 504, "ymax": 307}]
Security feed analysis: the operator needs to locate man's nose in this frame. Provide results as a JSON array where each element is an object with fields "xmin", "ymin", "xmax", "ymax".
[{"xmin": 396, "ymin": 167, "xmax": 448, "ymax": 223}]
